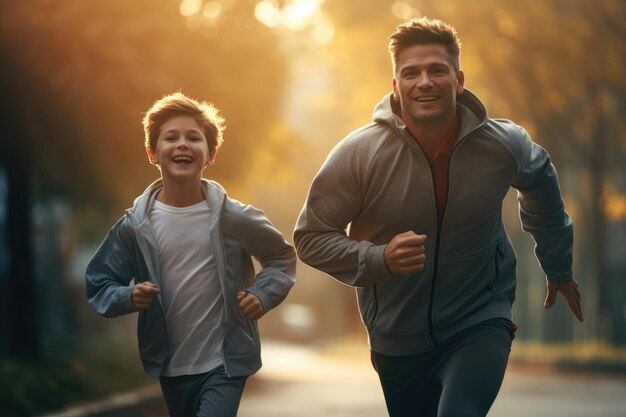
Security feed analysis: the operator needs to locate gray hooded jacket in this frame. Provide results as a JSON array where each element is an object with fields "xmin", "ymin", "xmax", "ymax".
[
  {"xmin": 86, "ymin": 179, "xmax": 296, "ymax": 378},
  {"xmin": 294, "ymin": 90, "xmax": 572, "ymax": 355}
]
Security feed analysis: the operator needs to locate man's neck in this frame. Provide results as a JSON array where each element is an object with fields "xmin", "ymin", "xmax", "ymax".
[{"xmin": 404, "ymin": 112, "xmax": 457, "ymax": 156}]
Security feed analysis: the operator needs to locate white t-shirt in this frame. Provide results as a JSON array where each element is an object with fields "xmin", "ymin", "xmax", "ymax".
[{"xmin": 149, "ymin": 199, "xmax": 225, "ymax": 377}]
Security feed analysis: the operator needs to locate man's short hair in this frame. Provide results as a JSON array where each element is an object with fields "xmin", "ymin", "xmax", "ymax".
[
  {"xmin": 142, "ymin": 92, "xmax": 225, "ymax": 152},
  {"xmin": 388, "ymin": 17, "xmax": 462, "ymax": 73}
]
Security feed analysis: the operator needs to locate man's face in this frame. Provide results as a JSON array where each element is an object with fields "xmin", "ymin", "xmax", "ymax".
[{"xmin": 392, "ymin": 43, "xmax": 464, "ymax": 127}]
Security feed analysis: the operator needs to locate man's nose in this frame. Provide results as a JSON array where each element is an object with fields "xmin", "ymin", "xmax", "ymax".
[{"xmin": 417, "ymin": 72, "xmax": 433, "ymax": 88}]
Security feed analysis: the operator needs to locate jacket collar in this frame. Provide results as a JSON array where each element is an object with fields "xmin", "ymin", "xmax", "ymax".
[{"xmin": 125, "ymin": 178, "xmax": 227, "ymax": 227}]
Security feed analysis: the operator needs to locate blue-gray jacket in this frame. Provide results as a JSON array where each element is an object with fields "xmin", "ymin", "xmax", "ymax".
[
  {"xmin": 294, "ymin": 90, "xmax": 573, "ymax": 356},
  {"xmin": 86, "ymin": 179, "xmax": 296, "ymax": 378}
]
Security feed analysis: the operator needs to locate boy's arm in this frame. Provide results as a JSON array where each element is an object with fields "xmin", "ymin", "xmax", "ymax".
[
  {"xmin": 234, "ymin": 205, "xmax": 296, "ymax": 313},
  {"xmin": 85, "ymin": 218, "xmax": 139, "ymax": 318}
]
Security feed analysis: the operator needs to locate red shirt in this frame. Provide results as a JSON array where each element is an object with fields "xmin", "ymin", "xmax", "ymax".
[{"xmin": 425, "ymin": 115, "xmax": 461, "ymax": 222}]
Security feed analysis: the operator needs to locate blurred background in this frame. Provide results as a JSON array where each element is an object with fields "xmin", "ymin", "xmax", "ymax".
[{"xmin": 1, "ymin": 0, "xmax": 625, "ymax": 415}]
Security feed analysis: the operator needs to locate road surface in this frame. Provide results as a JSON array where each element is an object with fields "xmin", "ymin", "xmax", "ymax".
[{"xmin": 39, "ymin": 341, "xmax": 626, "ymax": 417}]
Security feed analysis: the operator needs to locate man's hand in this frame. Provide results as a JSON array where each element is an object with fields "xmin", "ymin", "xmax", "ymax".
[
  {"xmin": 132, "ymin": 281, "xmax": 160, "ymax": 310},
  {"xmin": 384, "ymin": 231, "xmax": 427, "ymax": 276},
  {"xmin": 237, "ymin": 291, "xmax": 265, "ymax": 321},
  {"xmin": 544, "ymin": 278, "xmax": 584, "ymax": 322}
]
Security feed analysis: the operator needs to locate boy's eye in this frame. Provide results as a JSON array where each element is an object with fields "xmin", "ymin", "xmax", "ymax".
[{"xmin": 165, "ymin": 136, "xmax": 176, "ymax": 141}]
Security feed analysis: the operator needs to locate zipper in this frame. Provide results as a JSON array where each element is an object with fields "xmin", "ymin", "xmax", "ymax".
[
  {"xmin": 403, "ymin": 111, "xmax": 485, "ymax": 348},
  {"xmin": 212, "ymin": 194, "xmax": 232, "ymax": 377},
  {"xmin": 408, "ymin": 137, "xmax": 442, "ymax": 348},
  {"xmin": 426, "ymin": 159, "xmax": 442, "ymax": 347}
]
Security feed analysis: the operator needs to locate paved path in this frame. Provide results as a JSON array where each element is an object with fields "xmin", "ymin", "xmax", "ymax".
[
  {"xmin": 238, "ymin": 342, "xmax": 626, "ymax": 417},
  {"xmin": 40, "ymin": 341, "xmax": 626, "ymax": 417}
]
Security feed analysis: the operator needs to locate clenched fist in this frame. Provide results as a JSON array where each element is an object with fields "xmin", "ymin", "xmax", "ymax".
[{"xmin": 384, "ymin": 231, "xmax": 427, "ymax": 276}]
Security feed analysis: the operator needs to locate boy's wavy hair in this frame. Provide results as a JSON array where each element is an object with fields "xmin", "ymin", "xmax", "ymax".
[
  {"xmin": 388, "ymin": 17, "xmax": 462, "ymax": 74},
  {"xmin": 142, "ymin": 92, "xmax": 225, "ymax": 152}
]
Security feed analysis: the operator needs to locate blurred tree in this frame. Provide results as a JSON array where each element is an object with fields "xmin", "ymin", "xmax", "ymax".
[{"xmin": 452, "ymin": 0, "xmax": 626, "ymax": 343}]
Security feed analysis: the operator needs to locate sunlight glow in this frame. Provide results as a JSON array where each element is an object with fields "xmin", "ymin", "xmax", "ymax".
[
  {"xmin": 283, "ymin": 0, "xmax": 321, "ymax": 31},
  {"xmin": 603, "ymin": 184, "xmax": 626, "ymax": 222},
  {"xmin": 202, "ymin": 1, "xmax": 223, "ymax": 21},
  {"xmin": 255, "ymin": 1, "xmax": 282, "ymax": 28},
  {"xmin": 391, "ymin": 1, "xmax": 420, "ymax": 20},
  {"xmin": 313, "ymin": 22, "xmax": 334, "ymax": 44},
  {"xmin": 254, "ymin": 0, "xmax": 333, "ymax": 43},
  {"xmin": 179, "ymin": 0, "xmax": 203, "ymax": 17}
]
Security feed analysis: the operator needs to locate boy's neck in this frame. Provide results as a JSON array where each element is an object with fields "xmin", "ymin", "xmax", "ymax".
[{"xmin": 156, "ymin": 179, "xmax": 205, "ymax": 207}]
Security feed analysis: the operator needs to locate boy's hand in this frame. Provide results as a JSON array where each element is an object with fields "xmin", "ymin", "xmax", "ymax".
[
  {"xmin": 132, "ymin": 281, "xmax": 160, "ymax": 310},
  {"xmin": 237, "ymin": 291, "xmax": 265, "ymax": 321}
]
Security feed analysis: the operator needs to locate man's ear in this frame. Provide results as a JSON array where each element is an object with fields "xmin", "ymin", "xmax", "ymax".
[
  {"xmin": 392, "ymin": 78, "xmax": 400, "ymax": 100},
  {"xmin": 456, "ymin": 70, "xmax": 465, "ymax": 94},
  {"xmin": 146, "ymin": 146, "xmax": 159, "ymax": 165}
]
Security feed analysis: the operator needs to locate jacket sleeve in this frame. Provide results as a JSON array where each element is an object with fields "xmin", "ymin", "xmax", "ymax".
[
  {"xmin": 85, "ymin": 217, "xmax": 138, "ymax": 317},
  {"xmin": 509, "ymin": 123, "xmax": 574, "ymax": 282},
  {"xmin": 233, "ymin": 204, "xmax": 296, "ymax": 312},
  {"xmin": 293, "ymin": 139, "xmax": 394, "ymax": 288}
]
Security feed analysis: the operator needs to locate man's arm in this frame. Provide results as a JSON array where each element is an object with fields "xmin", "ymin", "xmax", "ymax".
[
  {"xmin": 509, "ymin": 123, "xmax": 582, "ymax": 321},
  {"xmin": 295, "ymin": 137, "xmax": 418, "ymax": 287}
]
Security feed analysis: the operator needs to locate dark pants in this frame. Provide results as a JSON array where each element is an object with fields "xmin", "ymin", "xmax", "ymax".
[
  {"xmin": 159, "ymin": 365, "xmax": 248, "ymax": 417},
  {"xmin": 371, "ymin": 319, "xmax": 515, "ymax": 417}
]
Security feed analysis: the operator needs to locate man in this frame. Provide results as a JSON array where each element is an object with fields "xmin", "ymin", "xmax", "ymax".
[{"xmin": 294, "ymin": 17, "xmax": 582, "ymax": 417}]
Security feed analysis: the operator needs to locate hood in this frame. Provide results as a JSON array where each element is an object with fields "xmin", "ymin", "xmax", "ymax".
[{"xmin": 372, "ymin": 88, "xmax": 489, "ymax": 134}]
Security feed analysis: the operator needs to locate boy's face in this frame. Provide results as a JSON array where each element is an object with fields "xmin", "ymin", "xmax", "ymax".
[{"xmin": 146, "ymin": 114, "xmax": 216, "ymax": 184}]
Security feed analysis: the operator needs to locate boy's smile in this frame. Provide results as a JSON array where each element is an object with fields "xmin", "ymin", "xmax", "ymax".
[{"xmin": 146, "ymin": 114, "xmax": 216, "ymax": 186}]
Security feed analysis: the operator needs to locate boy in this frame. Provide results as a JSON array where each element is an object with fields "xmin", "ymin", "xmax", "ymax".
[{"xmin": 86, "ymin": 92, "xmax": 296, "ymax": 417}]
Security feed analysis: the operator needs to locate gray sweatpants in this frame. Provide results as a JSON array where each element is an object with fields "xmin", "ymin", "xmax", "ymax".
[{"xmin": 159, "ymin": 365, "xmax": 248, "ymax": 417}]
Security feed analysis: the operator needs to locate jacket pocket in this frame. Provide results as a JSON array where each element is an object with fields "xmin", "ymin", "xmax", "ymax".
[{"xmin": 487, "ymin": 240, "xmax": 516, "ymax": 301}]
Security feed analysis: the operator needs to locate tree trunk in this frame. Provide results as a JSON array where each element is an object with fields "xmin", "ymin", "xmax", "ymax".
[
  {"xmin": 6, "ymin": 160, "xmax": 39, "ymax": 358},
  {"xmin": 589, "ymin": 88, "xmax": 611, "ymax": 342}
]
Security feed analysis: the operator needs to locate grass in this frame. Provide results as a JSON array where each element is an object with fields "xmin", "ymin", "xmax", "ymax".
[
  {"xmin": 510, "ymin": 340, "xmax": 626, "ymax": 375},
  {"xmin": 0, "ymin": 335, "xmax": 155, "ymax": 417},
  {"xmin": 319, "ymin": 336, "xmax": 626, "ymax": 376}
]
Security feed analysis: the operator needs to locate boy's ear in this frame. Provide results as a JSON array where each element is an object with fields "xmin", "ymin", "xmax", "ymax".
[
  {"xmin": 146, "ymin": 146, "xmax": 159, "ymax": 165},
  {"xmin": 206, "ymin": 148, "xmax": 218, "ymax": 166}
]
